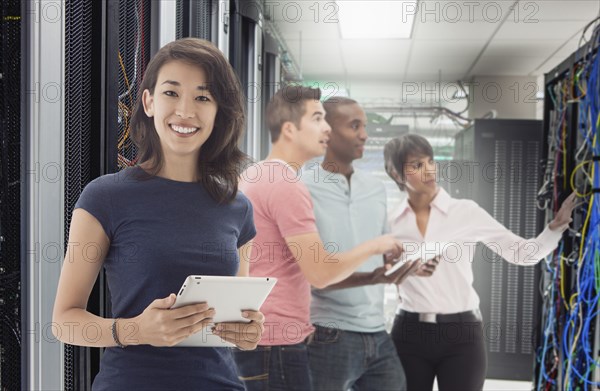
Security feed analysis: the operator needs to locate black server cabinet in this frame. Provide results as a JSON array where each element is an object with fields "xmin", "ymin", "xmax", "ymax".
[
  {"xmin": 452, "ymin": 119, "xmax": 544, "ymax": 380},
  {"xmin": 63, "ymin": 0, "xmax": 153, "ymax": 389},
  {"xmin": 535, "ymin": 40, "xmax": 599, "ymax": 390},
  {"xmin": 0, "ymin": 1, "xmax": 21, "ymax": 389},
  {"xmin": 63, "ymin": 1, "xmax": 105, "ymax": 389},
  {"xmin": 260, "ymin": 32, "xmax": 279, "ymax": 159},
  {"xmin": 229, "ymin": 0, "xmax": 262, "ymax": 158},
  {"xmin": 176, "ymin": 0, "xmax": 213, "ymax": 41}
]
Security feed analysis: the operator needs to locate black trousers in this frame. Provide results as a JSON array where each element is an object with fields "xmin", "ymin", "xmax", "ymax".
[{"xmin": 390, "ymin": 314, "xmax": 487, "ymax": 391}]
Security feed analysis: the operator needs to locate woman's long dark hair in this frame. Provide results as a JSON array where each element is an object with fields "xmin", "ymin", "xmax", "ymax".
[{"xmin": 130, "ymin": 38, "xmax": 248, "ymax": 203}]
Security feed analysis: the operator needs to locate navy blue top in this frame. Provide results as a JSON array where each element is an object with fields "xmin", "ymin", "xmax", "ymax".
[{"xmin": 75, "ymin": 166, "xmax": 255, "ymax": 390}]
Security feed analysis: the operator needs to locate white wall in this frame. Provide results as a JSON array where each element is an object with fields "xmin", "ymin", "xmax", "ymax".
[{"xmin": 468, "ymin": 76, "xmax": 540, "ymax": 119}]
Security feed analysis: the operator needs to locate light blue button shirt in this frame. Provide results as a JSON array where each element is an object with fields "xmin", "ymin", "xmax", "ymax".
[{"xmin": 302, "ymin": 164, "xmax": 388, "ymax": 332}]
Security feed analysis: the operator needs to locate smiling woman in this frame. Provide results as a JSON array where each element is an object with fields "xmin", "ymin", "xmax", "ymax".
[
  {"xmin": 141, "ymin": 61, "xmax": 218, "ymax": 169},
  {"xmin": 130, "ymin": 38, "xmax": 247, "ymax": 203},
  {"xmin": 52, "ymin": 38, "xmax": 265, "ymax": 391}
]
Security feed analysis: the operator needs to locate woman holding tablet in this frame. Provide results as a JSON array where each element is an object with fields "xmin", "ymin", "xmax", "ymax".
[
  {"xmin": 383, "ymin": 134, "xmax": 577, "ymax": 391},
  {"xmin": 52, "ymin": 38, "xmax": 263, "ymax": 390}
]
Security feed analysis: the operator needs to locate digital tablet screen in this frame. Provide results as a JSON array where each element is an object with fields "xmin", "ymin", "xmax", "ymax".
[{"xmin": 170, "ymin": 275, "xmax": 277, "ymax": 347}]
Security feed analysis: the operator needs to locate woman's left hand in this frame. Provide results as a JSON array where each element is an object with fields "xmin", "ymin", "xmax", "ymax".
[
  {"xmin": 413, "ymin": 257, "xmax": 440, "ymax": 277},
  {"xmin": 213, "ymin": 310, "xmax": 265, "ymax": 350}
]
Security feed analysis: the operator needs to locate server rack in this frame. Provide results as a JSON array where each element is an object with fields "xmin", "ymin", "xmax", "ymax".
[
  {"xmin": 229, "ymin": 0, "xmax": 263, "ymax": 160},
  {"xmin": 21, "ymin": 0, "xmax": 155, "ymax": 388},
  {"xmin": 175, "ymin": 0, "xmax": 211, "ymax": 41},
  {"xmin": 174, "ymin": 0, "xmax": 229, "ymax": 55},
  {"xmin": 536, "ymin": 44, "xmax": 583, "ymax": 391},
  {"xmin": 62, "ymin": 1, "xmax": 155, "ymax": 389},
  {"xmin": 0, "ymin": 1, "xmax": 21, "ymax": 389},
  {"xmin": 86, "ymin": 1, "xmax": 154, "ymax": 389},
  {"xmin": 63, "ymin": 1, "xmax": 104, "ymax": 389},
  {"xmin": 452, "ymin": 119, "xmax": 544, "ymax": 380},
  {"xmin": 535, "ymin": 33, "xmax": 600, "ymax": 390},
  {"xmin": 260, "ymin": 31, "xmax": 280, "ymax": 159}
]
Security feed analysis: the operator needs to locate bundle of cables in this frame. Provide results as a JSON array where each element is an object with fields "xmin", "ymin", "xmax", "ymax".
[{"xmin": 536, "ymin": 17, "xmax": 600, "ymax": 391}]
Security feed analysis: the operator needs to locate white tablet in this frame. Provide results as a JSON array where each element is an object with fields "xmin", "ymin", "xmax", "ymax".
[
  {"xmin": 171, "ymin": 275, "xmax": 277, "ymax": 347},
  {"xmin": 384, "ymin": 242, "xmax": 448, "ymax": 276}
]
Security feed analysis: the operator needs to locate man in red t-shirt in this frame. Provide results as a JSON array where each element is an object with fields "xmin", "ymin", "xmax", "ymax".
[{"xmin": 233, "ymin": 86, "xmax": 403, "ymax": 391}]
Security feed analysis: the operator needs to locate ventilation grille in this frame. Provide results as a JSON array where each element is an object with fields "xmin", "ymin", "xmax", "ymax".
[
  {"xmin": 489, "ymin": 140, "xmax": 507, "ymax": 353},
  {"xmin": 521, "ymin": 141, "xmax": 540, "ymax": 355},
  {"xmin": 176, "ymin": 0, "xmax": 183, "ymax": 39},
  {"xmin": 64, "ymin": 0, "xmax": 95, "ymax": 389},
  {"xmin": 504, "ymin": 141, "xmax": 522, "ymax": 354},
  {"xmin": 175, "ymin": 0, "xmax": 212, "ymax": 40},
  {"xmin": 195, "ymin": 1, "xmax": 211, "ymax": 39},
  {"xmin": 0, "ymin": 0, "xmax": 22, "ymax": 389}
]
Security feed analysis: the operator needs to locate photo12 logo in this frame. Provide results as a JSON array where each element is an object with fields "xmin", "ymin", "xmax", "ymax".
[{"xmin": 407, "ymin": 1, "xmax": 539, "ymax": 24}]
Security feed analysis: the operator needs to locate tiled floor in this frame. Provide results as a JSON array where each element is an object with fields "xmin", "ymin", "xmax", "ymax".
[
  {"xmin": 432, "ymin": 378, "xmax": 532, "ymax": 390},
  {"xmin": 482, "ymin": 379, "xmax": 532, "ymax": 390}
]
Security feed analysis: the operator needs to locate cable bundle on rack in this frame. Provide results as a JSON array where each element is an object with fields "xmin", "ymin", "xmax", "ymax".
[
  {"xmin": 536, "ymin": 18, "xmax": 600, "ymax": 391},
  {"xmin": 117, "ymin": 0, "xmax": 146, "ymax": 170}
]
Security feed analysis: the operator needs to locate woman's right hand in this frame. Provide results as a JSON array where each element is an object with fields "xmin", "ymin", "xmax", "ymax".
[{"xmin": 126, "ymin": 294, "xmax": 215, "ymax": 347}]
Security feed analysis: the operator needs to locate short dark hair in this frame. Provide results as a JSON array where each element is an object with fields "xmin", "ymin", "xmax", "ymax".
[
  {"xmin": 384, "ymin": 134, "xmax": 434, "ymax": 190},
  {"xmin": 130, "ymin": 38, "xmax": 247, "ymax": 204},
  {"xmin": 266, "ymin": 85, "xmax": 321, "ymax": 142},
  {"xmin": 323, "ymin": 96, "xmax": 358, "ymax": 129}
]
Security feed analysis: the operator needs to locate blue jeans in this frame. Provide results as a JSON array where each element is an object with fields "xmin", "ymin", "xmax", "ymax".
[
  {"xmin": 233, "ymin": 342, "xmax": 313, "ymax": 391},
  {"xmin": 307, "ymin": 324, "xmax": 406, "ymax": 391}
]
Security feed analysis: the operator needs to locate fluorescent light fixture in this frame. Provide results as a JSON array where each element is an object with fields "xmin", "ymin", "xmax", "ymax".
[{"xmin": 338, "ymin": 1, "xmax": 417, "ymax": 39}]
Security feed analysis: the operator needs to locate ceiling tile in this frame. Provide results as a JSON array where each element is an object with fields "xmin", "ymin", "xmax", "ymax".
[
  {"xmin": 278, "ymin": 20, "xmax": 341, "ymax": 40},
  {"xmin": 407, "ymin": 41, "xmax": 482, "ymax": 80},
  {"xmin": 485, "ymin": 40, "xmax": 564, "ymax": 58},
  {"xmin": 471, "ymin": 55, "xmax": 549, "ymax": 76},
  {"xmin": 410, "ymin": 40, "xmax": 483, "ymax": 58},
  {"xmin": 413, "ymin": 20, "xmax": 498, "ymax": 40},
  {"xmin": 404, "ymin": 72, "xmax": 465, "ymax": 82},
  {"xmin": 532, "ymin": 1, "xmax": 599, "ymax": 21},
  {"xmin": 291, "ymin": 43, "xmax": 345, "ymax": 76},
  {"xmin": 494, "ymin": 20, "xmax": 588, "ymax": 40},
  {"xmin": 340, "ymin": 40, "xmax": 410, "ymax": 76}
]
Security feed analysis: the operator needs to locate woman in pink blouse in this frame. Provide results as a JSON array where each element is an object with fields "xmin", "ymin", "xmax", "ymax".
[{"xmin": 383, "ymin": 134, "xmax": 576, "ymax": 391}]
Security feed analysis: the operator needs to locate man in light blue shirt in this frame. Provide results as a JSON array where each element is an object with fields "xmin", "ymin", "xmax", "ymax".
[{"xmin": 302, "ymin": 97, "xmax": 435, "ymax": 390}]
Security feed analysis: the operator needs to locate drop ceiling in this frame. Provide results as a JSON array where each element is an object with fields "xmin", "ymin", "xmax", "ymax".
[{"xmin": 270, "ymin": 0, "xmax": 600, "ymax": 82}]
